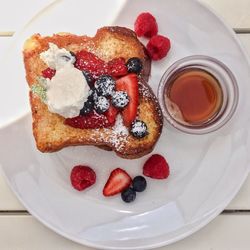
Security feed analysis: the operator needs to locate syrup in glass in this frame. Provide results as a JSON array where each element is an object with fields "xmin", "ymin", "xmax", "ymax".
[{"xmin": 165, "ymin": 69, "xmax": 223, "ymax": 125}]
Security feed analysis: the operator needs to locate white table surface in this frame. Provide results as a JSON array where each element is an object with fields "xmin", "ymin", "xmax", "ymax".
[{"xmin": 0, "ymin": 0, "xmax": 250, "ymax": 249}]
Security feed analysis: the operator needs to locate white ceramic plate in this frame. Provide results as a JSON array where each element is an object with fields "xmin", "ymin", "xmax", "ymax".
[{"xmin": 0, "ymin": 0, "xmax": 250, "ymax": 249}]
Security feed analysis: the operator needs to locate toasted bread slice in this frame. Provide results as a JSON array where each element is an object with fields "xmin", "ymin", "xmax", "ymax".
[{"xmin": 23, "ymin": 26, "xmax": 163, "ymax": 159}]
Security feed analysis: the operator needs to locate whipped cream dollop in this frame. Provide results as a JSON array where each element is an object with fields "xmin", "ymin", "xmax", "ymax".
[
  {"xmin": 46, "ymin": 64, "xmax": 90, "ymax": 118},
  {"xmin": 40, "ymin": 43, "xmax": 76, "ymax": 70},
  {"xmin": 39, "ymin": 43, "xmax": 89, "ymax": 118}
]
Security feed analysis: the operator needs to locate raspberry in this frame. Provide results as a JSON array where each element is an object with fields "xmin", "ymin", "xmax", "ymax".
[
  {"xmin": 143, "ymin": 154, "xmax": 170, "ymax": 179},
  {"xmin": 42, "ymin": 67, "xmax": 56, "ymax": 79},
  {"xmin": 146, "ymin": 35, "xmax": 171, "ymax": 61},
  {"xmin": 134, "ymin": 12, "xmax": 158, "ymax": 38},
  {"xmin": 70, "ymin": 165, "xmax": 96, "ymax": 191},
  {"xmin": 107, "ymin": 58, "xmax": 128, "ymax": 77}
]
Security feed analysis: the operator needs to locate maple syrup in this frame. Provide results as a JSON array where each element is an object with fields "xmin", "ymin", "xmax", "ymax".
[{"xmin": 165, "ymin": 69, "xmax": 223, "ymax": 125}]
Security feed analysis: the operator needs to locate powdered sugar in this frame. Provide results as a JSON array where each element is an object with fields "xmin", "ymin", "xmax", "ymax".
[{"xmin": 104, "ymin": 114, "xmax": 129, "ymax": 151}]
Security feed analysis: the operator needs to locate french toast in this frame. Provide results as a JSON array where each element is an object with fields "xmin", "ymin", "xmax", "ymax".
[{"xmin": 23, "ymin": 26, "xmax": 163, "ymax": 159}]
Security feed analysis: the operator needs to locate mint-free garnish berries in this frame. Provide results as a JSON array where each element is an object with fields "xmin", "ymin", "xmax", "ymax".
[
  {"xmin": 146, "ymin": 35, "xmax": 171, "ymax": 61},
  {"xmin": 126, "ymin": 57, "xmax": 143, "ymax": 74},
  {"xmin": 143, "ymin": 154, "xmax": 170, "ymax": 179},
  {"xmin": 132, "ymin": 176, "xmax": 147, "ymax": 192},
  {"xmin": 103, "ymin": 168, "xmax": 132, "ymax": 197},
  {"xmin": 42, "ymin": 67, "xmax": 56, "ymax": 79},
  {"xmin": 134, "ymin": 12, "xmax": 158, "ymax": 38},
  {"xmin": 70, "ymin": 165, "xmax": 96, "ymax": 191},
  {"xmin": 121, "ymin": 187, "xmax": 136, "ymax": 203}
]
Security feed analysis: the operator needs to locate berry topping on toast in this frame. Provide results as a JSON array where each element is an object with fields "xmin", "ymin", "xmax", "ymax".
[
  {"xmin": 42, "ymin": 67, "xmax": 56, "ymax": 79},
  {"xmin": 75, "ymin": 50, "xmax": 107, "ymax": 78},
  {"xmin": 65, "ymin": 111, "xmax": 113, "ymax": 129},
  {"xmin": 23, "ymin": 27, "xmax": 163, "ymax": 158},
  {"xmin": 111, "ymin": 91, "xmax": 129, "ymax": 109},
  {"xmin": 116, "ymin": 74, "xmax": 139, "ymax": 126},
  {"xmin": 107, "ymin": 57, "xmax": 128, "ymax": 77},
  {"xmin": 130, "ymin": 120, "xmax": 148, "ymax": 138},
  {"xmin": 126, "ymin": 57, "xmax": 143, "ymax": 74}
]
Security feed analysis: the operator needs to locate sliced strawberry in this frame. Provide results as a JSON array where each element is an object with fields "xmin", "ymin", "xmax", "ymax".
[
  {"xmin": 143, "ymin": 154, "xmax": 170, "ymax": 179},
  {"xmin": 74, "ymin": 50, "xmax": 107, "ymax": 78},
  {"xmin": 64, "ymin": 111, "xmax": 112, "ymax": 129},
  {"xmin": 107, "ymin": 58, "xmax": 128, "ymax": 77},
  {"xmin": 104, "ymin": 104, "xmax": 119, "ymax": 125},
  {"xmin": 116, "ymin": 74, "xmax": 139, "ymax": 126},
  {"xmin": 42, "ymin": 67, "xmax": 56, "ymax": 79},
  {"xmin": 103, "ymin": 168, "xmax": 132, "ymax": 196}
]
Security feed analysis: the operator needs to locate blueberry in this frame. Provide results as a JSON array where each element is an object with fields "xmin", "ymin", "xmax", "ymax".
[
  {"xmin": 95, "ymin": 75, "xmax": 115, "ymax": 97},
  {"xmin": 126, "ymin": 58, "xmax": 143, "ymax": 74},
  {"xmin": 132, "ymin": 176, "xmax": 147, "ymax": 192},
  {"xmin": 111, "ymin": 91, "xmax": 129, "ymax": 109},
  {"xmin": 82, "ymin": 71, "xmax": 95, "ymax": 88},
  {"xmin": 121, "ymin": 188, "xmax": 136, "ymax": 203},
  {"xmin": 130, "ymin": 120, "xmax": 148, "ymax": 138},
  {"xmin": 80, "ymin": 94, "xmax": 94, "ymax": 116},
  {"xmin": 94, "ymin": 96, "xmax": 110, "ymax": 114}
]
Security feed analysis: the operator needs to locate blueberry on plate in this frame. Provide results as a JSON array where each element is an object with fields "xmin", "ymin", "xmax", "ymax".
[
  {"xmin": 82, "ymin": 71, "xmax": 95, "ymax": 88},
  {"xmin": 126, "ymin": 57, "xmax": 143, "ymax": 74},
  {"xmin": 111, "ymin": 91, "xmax": 129, "ymax": 109},
  {"xmin": 94, "ymin": 96, "xmax": 110, "ymax": 114},
  {"xmin": 95, "ymin": 75, "xmax": 115, "ymax": 97},
  {"xmin": 121, "ymin": 188, "xmax": 136, "ymax": 203},
  {"xmin": 80, "ymin": 94, "xmax": 94, "ymax": 116},
  {"xmin": 132, "ymin": 176, "xmax": 147, "ymax": 192},
  {"xmin": 130, "ymin": 120, "xmax": 148, "ymax": 138}
]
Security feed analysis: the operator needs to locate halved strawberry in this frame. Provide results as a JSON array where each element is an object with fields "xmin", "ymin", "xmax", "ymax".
[
  {"xmin": 103, "ymin": 168, "xmax": 132, "ymax": 197},
  {"xmin": 74, "ymin": 50, "xmax": 107, "ymax": 78},
  {"xmin": 64, "ymin": 111, "xmax": 111, "ymax": 129},
  {"xmin": 104, "ymin": 104, "xmax": 119, "ymax": 125},
  {"xmin": 116, "ymin": 74, "xmax": 139, "ymax": 126},
  {"xmin": 107, "ymin": 58, "xmax": 128, "ymax": 77}
]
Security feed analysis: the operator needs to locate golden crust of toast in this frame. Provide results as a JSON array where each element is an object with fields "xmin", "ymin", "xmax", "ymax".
[{"xmin": 23, "ymin": 26, "xmax": 163, "ymax": 159}]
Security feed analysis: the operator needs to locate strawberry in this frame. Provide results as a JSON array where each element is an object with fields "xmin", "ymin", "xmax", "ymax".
[
  {"xmin": 107, "ymin": 58, "xmax": 128, "ymax": 77},
  {"xmin": 143, "ymin": 154, "xmax": 170, "ymax": 179},
  {"xmin": 116, "ymin": 74, "xmax": 139, "ymax": 126},
  {"xmin": 42, "ymin": 67, "xmax": 56, "ymax": 79},
  {"xmin": 103, "ymin": 168, "xmax": 132, "ymax": 196},
  {"xmin": 74, "ymin": 50, "xmax": 107, "ymax": 78},
  {"xmin": 104, "ymin": 104, "xmax": 119, "ymax": 124},
  {"xmin": 70, "ymin": 165, "xmax": 96, "ymax": 191},
  {"xmin": 64, "ymin": 111, "xmax": 112, "ymax": 129}
]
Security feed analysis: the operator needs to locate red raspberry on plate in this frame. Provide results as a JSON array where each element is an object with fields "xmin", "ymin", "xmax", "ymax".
[
  {"xmin": 70, "ymin": 165, "xmax": 96, "ymax": 191},
  {"xmin": 146, "ymin": 35, "xmax": 171, "ymax": 61},
  {"xmin": 143, "ymin": 154, "xmax": 170, "ymax": 179},
  {"xmin": 42, "ymin": 67, "xmax": 56, "ymax": 79},
  {"xmin": 134, "ymin": 12, "xmax": 158, "ymax": 38}
]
